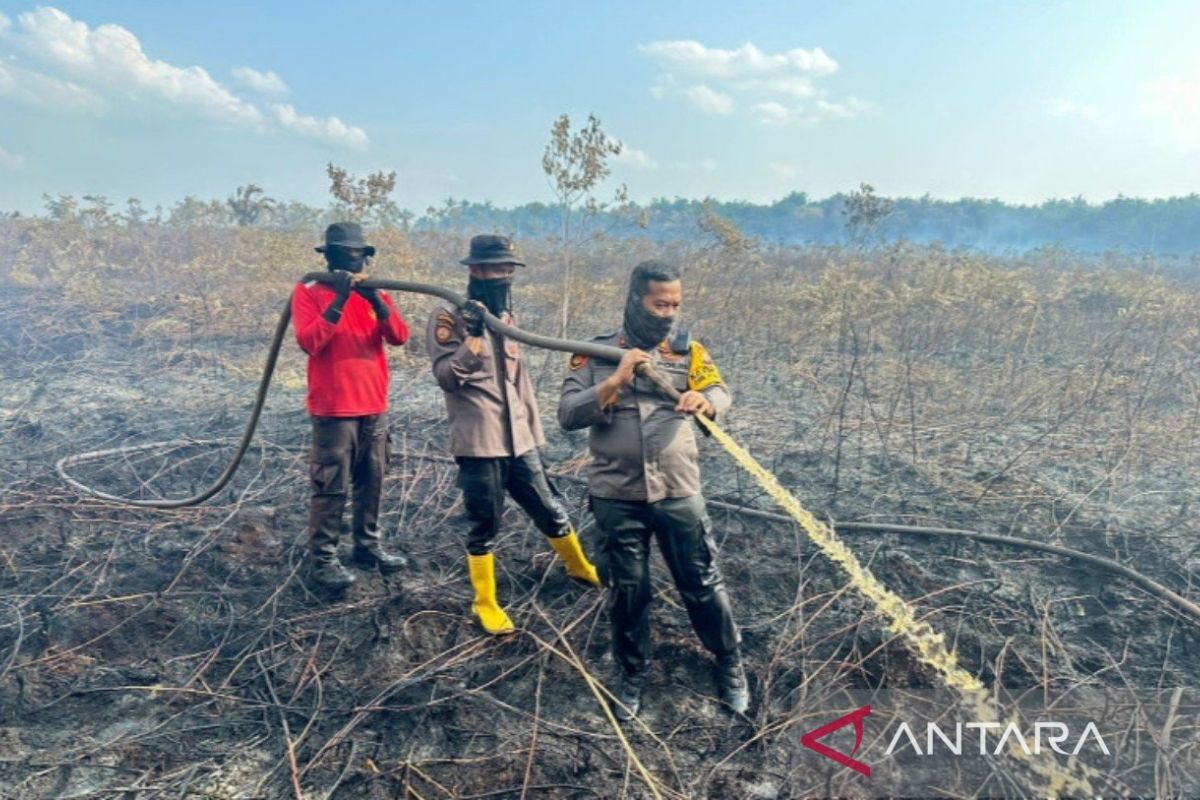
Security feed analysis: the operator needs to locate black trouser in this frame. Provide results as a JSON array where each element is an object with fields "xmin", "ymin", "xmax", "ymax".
[
  {"xmin": 455, "ymin": 450, "xmax": 570, "ymax": 556},
  {"xmin": 307, "ymin": 414, "xmax": 390, "ymax": 561},
  {"xmin": 591, "ymin": 494, "xmax": 741, "ymax": 679}
]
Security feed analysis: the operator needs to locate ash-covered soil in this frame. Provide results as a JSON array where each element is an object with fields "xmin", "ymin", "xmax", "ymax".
[{"xmin": 1, "ymin": 270, "xmax": 1198, "ymax": 799}]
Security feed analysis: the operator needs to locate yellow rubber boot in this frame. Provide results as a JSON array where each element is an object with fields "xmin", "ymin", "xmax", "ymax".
[
  {"xmin": 467, "ymin": 553, "xmax": 515, "ymax": 635},
  {"xmin": 549, "ymin": 530, "xmax": 603, "ymax": 588}
]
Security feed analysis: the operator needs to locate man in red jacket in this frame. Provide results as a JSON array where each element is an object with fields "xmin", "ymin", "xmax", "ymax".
[{"xmin": 291, "ymin": 222, "xmax": 410, "ymax": 590}]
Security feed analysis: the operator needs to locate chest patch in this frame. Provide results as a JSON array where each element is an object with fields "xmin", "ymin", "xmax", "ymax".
[{"xmin": 658, "ymin": 342, "xmax": 686, "ymax": 363}]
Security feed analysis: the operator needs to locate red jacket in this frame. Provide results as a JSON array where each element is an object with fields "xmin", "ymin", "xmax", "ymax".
[{"xmin": 291, "ymin": 280, "xmax": 409, "ymax": 417}]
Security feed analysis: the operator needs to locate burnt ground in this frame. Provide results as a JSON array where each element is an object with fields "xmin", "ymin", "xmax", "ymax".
[{"xmin": 1, "ymin": 279, "xmax": 1199, "ymax": 800}]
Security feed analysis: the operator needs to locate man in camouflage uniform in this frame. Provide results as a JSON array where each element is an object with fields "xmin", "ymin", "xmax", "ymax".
[
  {"xmin": 427, "ymin": 234, "xmax": 601, "ymax": 635},
  {"xmin": 558, "ymin": 260, "xmax": 749, "ymax": 719}
]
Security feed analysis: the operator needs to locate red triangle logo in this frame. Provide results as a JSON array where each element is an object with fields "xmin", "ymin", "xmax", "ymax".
[{"xmin": 800, "ymin": 704, "xmax": 872, "ymax": 777}]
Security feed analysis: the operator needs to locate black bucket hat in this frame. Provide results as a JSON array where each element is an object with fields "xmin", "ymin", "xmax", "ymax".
[
  {"xmin": 315, "ymin": 222, "xmax": 376, "ymax": 256},
  {"xmin": 459, "ymin": 234, "xmax": 525, "ymax": 267}
]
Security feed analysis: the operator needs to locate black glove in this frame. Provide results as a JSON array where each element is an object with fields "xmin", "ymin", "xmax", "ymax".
[
  {"xmin": 355, "ymin": 285, "xmax": 391, "ymax": 320},
  {"xmin": 327, "ymin": 269, "xmax": 354, "ymax": 298},
  {"xmin": 322, "ymin": 270, "xmax": 354, "ymax": 323},
  {"xmin": 460, "ymin": 300, "xmax": 486, "ymax": 337}
]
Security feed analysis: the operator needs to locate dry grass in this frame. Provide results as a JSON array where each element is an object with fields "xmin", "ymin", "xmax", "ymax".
[{"xmin": 0, "ymin": 219, "xmax": 1198, "ymax": 797}]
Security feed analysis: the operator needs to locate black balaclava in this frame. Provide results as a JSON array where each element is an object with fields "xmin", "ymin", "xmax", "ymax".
[
  {"xmin": 623, "ymin": 284, "xmax": 677, "ymax": 350},
  {"xmin": 468, "ymin": 275, "xmax": 513, "ymax": 317},
  {"xmin": 325, "ymin": 246, "xmax": 368, "ymax": 274}
]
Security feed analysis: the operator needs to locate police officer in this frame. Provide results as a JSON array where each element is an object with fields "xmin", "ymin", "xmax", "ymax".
[
  {"xmin": 558, "ymin": 260, "xmax": 749, "ymax": 718},
  {"xmin": 427, "ymin": 234, "xmax": 601, "ymax": 635},
  {"xmin": 292, "ymin": 222, "xmax": 411, "ymax": 590}
]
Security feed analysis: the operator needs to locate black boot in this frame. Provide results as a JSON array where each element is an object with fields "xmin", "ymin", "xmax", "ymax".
[
  {"xmin": 351, "ymin": 542, "xmax": 408, "ymax": 575},
  {"xmin": 610, "ymin": 671, "xmax": 645, "ymax": 722},
  {"xmin": 715, "ymin": 653, "xmax": 750, "ymax": 714},
  {"xmin": 309, "ymin": 557, "xmax": 356, "ymax": 591}
]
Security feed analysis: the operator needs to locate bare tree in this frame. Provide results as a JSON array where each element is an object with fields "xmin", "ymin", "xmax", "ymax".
[
  {"xmin": 326, "ymin": 163, "xmax": 402, "ymax": 226},
  {"xmin": 227, "ymin": 184, "xmax": 276, "ymax": 227},
  {"xmin": 169, "ymin": 196, "xmax": 230, "ymax": 227},
  {"xmin": 124, "ymin": 198, "xmax": 148, "ymax": 225},
  {"xmin": 542, "ymin": 113, "xmax": 623, "ymax": 335},
  {"xmin": 80, "ymin": 195, "xmax": 115, "ymax": 227},
  {"xmin": 42, "ymin": 193, "xmax": 78, "ymax": 222},
  {"xmin": 842, "ymin": 182, "xmax": 894, "ymax": 247},
  {"xmin": 424, "ymin": 197, "xmax": 469, "ymax": 232}
]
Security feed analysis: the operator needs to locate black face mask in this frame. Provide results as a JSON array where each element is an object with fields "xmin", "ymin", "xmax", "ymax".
[
  {"xmin": 468, "ymin": 275, "xmax": 513, "ymax": 316},
  {"xmin": 325, "ymin": 248, "xmax": 367, "ymax": 274},
  {"xmin": 623, "ymin": 291, "xmax": 677, "ymax": 350}
]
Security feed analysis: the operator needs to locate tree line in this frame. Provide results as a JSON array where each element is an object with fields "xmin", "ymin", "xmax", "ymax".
[
  {"xmin": 11, "ymin": 110, "xmax": 1200, "ymax": 255},
  {"xmin": 21, "ymin": 187, "xmax": 1200, "ymax": 255}
]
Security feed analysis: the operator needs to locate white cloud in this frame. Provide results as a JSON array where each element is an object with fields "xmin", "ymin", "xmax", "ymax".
[
  {"xmin": 755, "ymin": 101, "xmax": 792, "ymax": 125},
  {"xmin": 683, "ymin": 84, "xmax": 734, "ymax": 115},
  {"xmin": 0, "ymin": 7, "xmax": 371, "ymax": 149},
  {"xmin": 271, "ymin": 104, "xmax": 369, "ymax": 150},
  {"xmin": 735, "ymin": 76, "xmax": 817, "ymax": 99},
  {"xmin": 613, "ymin": 144, "xmax": 658, "ymax": 169},
  {"xmin": 6, "ymin": 7, "xmax": 262, "ymax": 125},
  {"xmin": 0, "ymin": 59, "xmax": 106, "ymax": 112},
  {"xmin": 640, "ymin": 39, "xmax": 864, "ymax": 127},
  {"xmin": 815, "ymin": 97, "xmax": 872, "ymax": 119},
  {"xmin": 232, "ymin": 66, "xmax": 287, "ymax": 95},
  {"xmin": 769, "ymin": 161, "xmax": 802, "ymax": 180},
  {"xmin": 1142, "ymin": 76, "xmax": 1200, "ymax": 150},
  {"xmin": 672, "ymin": 158, "xmax": 719, "ymax": 172},
  {"xmin": 0, "ymin": 143, "xmax": 24, "ymax": 170},
  {"xmin": 755, "ymin": 96, "xmax": 872, "ymax": 125},
  {"xmin": 1047, "ymin": 98, "xmax": 1099, "ymax": 122},
  {"xmin": 639, "ymin": 41, "xmax": 837, "ymax": 80}
]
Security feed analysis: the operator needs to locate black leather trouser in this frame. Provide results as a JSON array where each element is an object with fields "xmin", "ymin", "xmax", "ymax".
[
  {"xmin": 456, "ymin": 450, "xmax": 570, "ymax": 556},
  {"xmin": 307, "ymin": 414, "xmax": 390, "ymax": 561},
  {"xmin": 591, "ymin": 493, "xmax": 741, "ymax": 678}
]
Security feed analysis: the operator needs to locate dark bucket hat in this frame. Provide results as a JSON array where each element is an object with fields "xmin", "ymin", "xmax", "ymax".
[
  {"xmin": 459, "ymin": 234, "xmax": 525, "ymax": 267},
  {"xmin": 315, "ymin": 222, "xmax": 376, "ymax": 256}
]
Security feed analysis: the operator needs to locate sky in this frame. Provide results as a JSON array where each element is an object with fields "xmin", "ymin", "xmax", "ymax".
[{"xmin": 0, "ymin": 1, "xmax": 1198, "ymax": 215}]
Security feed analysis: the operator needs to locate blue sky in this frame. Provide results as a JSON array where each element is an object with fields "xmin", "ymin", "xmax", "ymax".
[{"xmin": 1, "ymin": 1, "xmax": 1198, "ymax": 214}]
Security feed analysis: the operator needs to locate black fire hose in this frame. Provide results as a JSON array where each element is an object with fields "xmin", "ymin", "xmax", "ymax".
[
  {"xmin": 54, "ymin": 273, "xmax": 1200, "ymax": 626},
  {"xmin": 55, "ymin": 273, "xmax": 679, "ymax": 508}
]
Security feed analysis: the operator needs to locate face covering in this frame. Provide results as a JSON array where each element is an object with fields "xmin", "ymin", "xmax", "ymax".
[
  {"xmin": 325, "ymin": 247, "xmax": 367, "ymax": 273},
  {"xmin": 468, "ymin": 275, "xmax": 513, "ymax": 317},
  {"xmin": 623, "ymin": 290, "xmax": 677, "ymax": 350}
]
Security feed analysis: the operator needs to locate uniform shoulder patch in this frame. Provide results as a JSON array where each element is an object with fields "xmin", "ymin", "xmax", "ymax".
[
  {"xmin": 568, "ymin": 353, "xmax": 588, "ymax": 371},
  {"xmin": 687, "ymin": 341, "xmax": 724, "ymax": 391},
  {"xmin": 434, "ymin": 311, "xmax": 456, "ymax": 344}
]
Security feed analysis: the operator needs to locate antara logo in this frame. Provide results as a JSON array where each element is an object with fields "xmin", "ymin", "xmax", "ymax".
[
  {"xmin": 884, "ymin": 720, "xmax": 1111, "ymax": 757},
  {"xmin": 801, "ymin": 704, "xmax": 1113, "ymax": 777},
  {"xmin": 801, "ymin": 705, "xmax": 872, "ymax": 776}
]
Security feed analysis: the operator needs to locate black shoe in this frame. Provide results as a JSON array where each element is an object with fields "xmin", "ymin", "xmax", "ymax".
[
  {"xmin": 610, "ymin": 672, "xmax": 644, "ymax": 722},
  {"xmin": 309, "ymin": 559, "xmax": 356, "ymax": 591},
  {"xmin": 351, "ymin": 544, "xmax": 408, "ymax": 576},
  {"xmin": 716, "ymin": 655, "xmax": 750, "ymax": 714}
]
